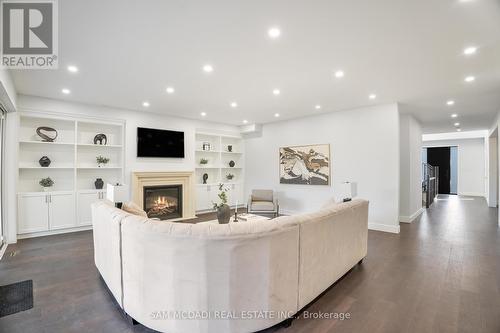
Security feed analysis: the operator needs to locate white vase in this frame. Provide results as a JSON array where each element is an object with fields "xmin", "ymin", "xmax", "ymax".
[{"xmin": 42, "ymin": 187, "xmax": 49, "ymax": 192}]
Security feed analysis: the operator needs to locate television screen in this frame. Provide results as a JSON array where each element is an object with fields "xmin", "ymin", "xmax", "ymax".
[{"xmin": 137, "ymin": 127, "xmax": 185, "ymax": 158}]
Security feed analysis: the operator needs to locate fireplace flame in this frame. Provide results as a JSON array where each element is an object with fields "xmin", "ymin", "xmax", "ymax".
[{"xmin": 155, "ymin": 196, "xmax": 172, "ymax": 207}]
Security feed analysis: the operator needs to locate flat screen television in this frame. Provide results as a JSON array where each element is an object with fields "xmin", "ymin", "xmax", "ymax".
[{"xmin": 137, "ymin": 127, "xmax": 185, "ymax": 158}]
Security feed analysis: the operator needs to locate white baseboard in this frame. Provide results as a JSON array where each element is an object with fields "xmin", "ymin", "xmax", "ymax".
[
  {"xmin": 368, "ymin": 223, "xmax": 400, "ymax": 234},
  {"xmin": 17, "ymin": 225, "xmax": 93, "ymax": 240},
  {"xmin": 0, "ymin": 243, "xmax": 7, "ymax": 260},
  {"xmin": 399, "ymin": 207, "xmax": 424, "ymax": 223},
  {"xmin": 279, "ymin": 209, "xmax": 298, "ymax": 216},
  {"xmin": 458, "ymin": 192, "xmax": 485, "ymax": 197}
]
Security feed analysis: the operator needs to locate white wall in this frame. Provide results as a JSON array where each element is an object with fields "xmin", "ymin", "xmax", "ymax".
[
  {"xmin": 0, "ymin": 69, "xmax": 17, "ymax": 244},
  {"xmin": 244, "ymin": 103, "xmax": 401, "ymax": 233},
  {"xmin": 399, "ymin": 114, "xmax": 423, "ymax": 222},
  {"xmin": 423, "ymin": 138, "xmax": 486, "ymax": 197},
  {"xmin": 6, "ymin": 95, "xmax": 239, "ymax": 242}
]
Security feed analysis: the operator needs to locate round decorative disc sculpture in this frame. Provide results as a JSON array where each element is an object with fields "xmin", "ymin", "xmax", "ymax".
[
  {"xmin": 229, "ymin": 160, "xmax": 235, "ymax": 167},
  {"xmin": 39, "ymin": 156, "xmax": 51, "ymax": 167},
  {"xmin": 36, "ymin": 127, "xmax": 58, "ymax": 142},
  {"xmin": 93, "ymin": 133, "xmax": 107, "ymax": 145}
]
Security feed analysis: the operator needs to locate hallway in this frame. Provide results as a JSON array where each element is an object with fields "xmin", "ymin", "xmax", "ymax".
[{"xmin": 0, "ymin": 196, "xmax": 499, "ymax": 333}]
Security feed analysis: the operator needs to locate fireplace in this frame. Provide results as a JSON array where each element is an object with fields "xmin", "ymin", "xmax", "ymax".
[{"xmin": 143, "ymin": 185, "xmax": 183, "ymax": 220}]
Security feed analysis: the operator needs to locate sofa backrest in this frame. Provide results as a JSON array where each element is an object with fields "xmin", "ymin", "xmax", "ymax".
[
  {"xmin": 274, "ymin": 199, "xmax": 369, "ymax": 309},
  {"xmin": 91, "ymin": 201, "xmax": 130, "ymax": 308},
  {"xmin": 92, "ymin": 198, "xmax": 369, "ymax": 333},
  {"xmin": 119, "ymin": 215, "xmax": 300, "ymax": 333}
]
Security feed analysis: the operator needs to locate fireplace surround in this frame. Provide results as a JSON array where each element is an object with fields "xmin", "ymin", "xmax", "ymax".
[{"xmin": 132, "ymin": 172, "xmax": 196, "ymax": 221}]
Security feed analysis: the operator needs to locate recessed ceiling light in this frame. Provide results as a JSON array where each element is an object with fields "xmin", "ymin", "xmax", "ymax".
[
  {"xmin": 464, "ymin": 76, "xmax": 475, "ymax": 83},
  {"xmin": 61, "ymin": 88, "xmax": 70, "ymax": 94},
  {"xmin": 142, "ymin": 101, "xmax": 150, "ymax": 107},
  {"xmin": 315, "ymin": 105, "xmax": 321, "ymax": 110},
  {"xmin": 272, "ymin": 89, "xmax": 280, "ymax": 95},
  {"xmin": 203, "ymin": 64, "xmax": 214, "ymax": 73},
  {"xmin": 67, "ymin": 65, "xmax": 78, "ymax": 73},
  {"xmin": 242, "ymin": 120, "xmax": 248, "ymax": 124},
  {"xmin": 268, "ymin": 27, "xmax": 281, "ymax": 39},
  {"xmin": 454, "ymin": 122, "xmax": 460, "ymax": 127},
  {"xmin": 369, "ymin": 94, "xmax": 377, "ymax": 100},
  {"xmin": 334, "ymin": 70, "xmax": 345, "ymax": 78},
  {"xmin": 230, "ymin": 102, "xmax": 238, "ymax": 108},
  {"xmin": 274, "ymin": 113, "xmax": 280, "ymax": 118},
  {"xmin": 200, "ymin": 112, "xmax": 207, "ymax": 117},
  {"xmin": 447, "ymin": 100, "xmax": 455, "ymax": 106},
  {"xmin": 463, "ymin": 46, "xmax": 477, "ymax": 55},
  {"xmin": 451, "ymin": 113, "xmax": 458, "ymax": 118},
  {"xmin": 457, "ymin": 128, "xmax": 462, "ymax": 132},
  {"xmin": 166, "ymin": 87, "xmax": 175, "ymax": 94}
]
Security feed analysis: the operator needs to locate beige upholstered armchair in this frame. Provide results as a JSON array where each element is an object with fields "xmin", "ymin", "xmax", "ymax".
[{"xmin": 247, "ymin": 189, "xmax": 279, "ymax": 217}]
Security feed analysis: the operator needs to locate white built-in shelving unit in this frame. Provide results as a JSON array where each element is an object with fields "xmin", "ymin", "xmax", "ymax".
[
  {"xmin": 17, "ymin": 111, "xmax": 125, "ymax": 238},
  {"xmin": 195, "ymin": 131, "xmax": 245, "ymax": 212}
]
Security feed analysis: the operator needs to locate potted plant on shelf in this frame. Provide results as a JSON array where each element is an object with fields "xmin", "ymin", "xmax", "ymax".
[
  {"xmin": 213, "ymin": 183, "xmax": 230, "ymax": 224},
  {"xmin": 39, "ymin": 177, "xmax": 54, "ymax": 192},
  {"xmin": 226, "ymin": 173, "xmax": 234, "ymax": 181},
  {"xmin": 96, "ymin": 155, "xmax": 110, "ymax": 168},
  {"xmin": 199, "ymin": 158, "xmax": 209, "ymax": 166}
]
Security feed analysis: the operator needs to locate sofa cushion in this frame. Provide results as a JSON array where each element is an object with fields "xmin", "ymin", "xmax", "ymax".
[
  {"xmin": 252, "ymin": 190, "xmax": 273, "ymax": 202},
  {"xmin": 251, "ymin": 201, "xmax": 275, "ymax": 211},
  {"xmin": 122, "ymin": 201, "xmax": 148, "ymax": 217}
]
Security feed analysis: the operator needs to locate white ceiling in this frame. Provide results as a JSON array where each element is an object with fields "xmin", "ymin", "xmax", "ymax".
[{"xmin": 10, "ymin": 0, "xmax": 500, "ymax": 133}]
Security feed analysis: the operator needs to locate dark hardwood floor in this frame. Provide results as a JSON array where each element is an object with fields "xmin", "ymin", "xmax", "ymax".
[{"xmin": 1, "ymin": 196, "xmax": 499, "ymax": 333}]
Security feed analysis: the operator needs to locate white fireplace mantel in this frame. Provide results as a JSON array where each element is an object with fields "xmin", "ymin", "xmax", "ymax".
[{"xmin": 132, "ymin": 171, "xmax": 196, "ymax": 221}]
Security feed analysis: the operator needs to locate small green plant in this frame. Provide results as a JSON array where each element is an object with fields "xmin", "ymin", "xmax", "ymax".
[
  {"xmin": 226, "ymin": 173, "xmax": 234, "ymax": 180},
  {"xmin": 96, "ymin": 155, "xmax": 110, "ymax": 166},
  {"xmin": 39, "ymin": 177, "xmax": 54, "ymax": 188},
  {"xmin": 200, "ymin": 158, "xmax": 209, "ymax": 165},
  {"xmin": 212, "ymin": 183, "xmax": 228, "ymax": 210}
]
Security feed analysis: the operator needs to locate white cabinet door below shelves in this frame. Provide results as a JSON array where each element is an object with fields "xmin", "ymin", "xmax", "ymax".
[
  {"xmin": 196, "ymin": 186, "xmax": 212, "ymax": 211},
  {"xmin": 18, "ymin": 194, "xmax": 49, "ymax": 234},
  {"xmin": 49, "ymin": 193, "xmax": 76, "ymax": 230},
  {"xmin": 78, "ymin": 191, "xmax": 105, "ymax": 226}
]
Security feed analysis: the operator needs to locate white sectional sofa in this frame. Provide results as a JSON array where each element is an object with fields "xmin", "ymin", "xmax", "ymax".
[{"xmin": 92, "ymin": 198, "xmax": 369, "ymax": 333}]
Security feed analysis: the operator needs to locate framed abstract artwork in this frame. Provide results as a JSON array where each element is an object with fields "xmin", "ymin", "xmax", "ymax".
[{"xmin": 279, "ymin": 144, "xmax": 330, "ymax": 185}]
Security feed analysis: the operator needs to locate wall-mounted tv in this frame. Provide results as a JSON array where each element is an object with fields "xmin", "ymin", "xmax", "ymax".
[{"xmin": 137, "ymin": 127, "xmax": 185, "ymax": 158}]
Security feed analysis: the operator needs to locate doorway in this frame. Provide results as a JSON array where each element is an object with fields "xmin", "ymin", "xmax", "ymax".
[{"xmin": 423, "ymin": 146, "xmax": 458, "ymax": 195}]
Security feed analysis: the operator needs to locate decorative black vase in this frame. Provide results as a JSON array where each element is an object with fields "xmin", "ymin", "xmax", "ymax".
[
  {"xmin": 202, "ymin": 173, "xmax": 208, "ymax": 184},
  {"xmin": 39, "ymin": 156, "xmax": 51, "ymax": 167},
  {"xmin": 229, "ymin": 160, "xmax": 235, "ymax": 167},
  {"xmin": 94, "ymin": 178, "xmax": 104, "ymax": 189},
  {"xmin": 217, "ymin": 204, "xmax": 231, "ymax": 224},
  {"xmin": 227, "ymin": 145, "xmax": 233, "ymax": 152}
]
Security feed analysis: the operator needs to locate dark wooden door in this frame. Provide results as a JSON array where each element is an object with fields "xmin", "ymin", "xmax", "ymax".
[{"xmin": 427, "ymin": 147, "xmax": 451, "ymax": 194}]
